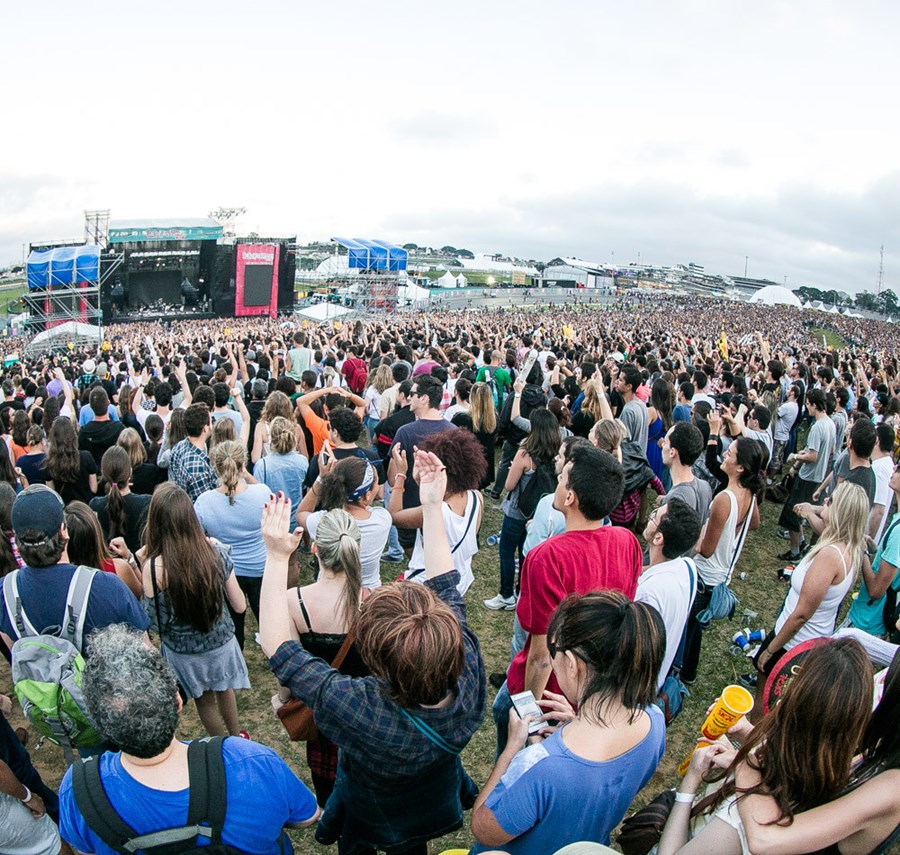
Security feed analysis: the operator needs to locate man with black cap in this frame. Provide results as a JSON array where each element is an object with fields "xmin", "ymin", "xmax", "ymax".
[{"xmin": 0, "ymin": 486, "xmax": 148, "ymax": 655}]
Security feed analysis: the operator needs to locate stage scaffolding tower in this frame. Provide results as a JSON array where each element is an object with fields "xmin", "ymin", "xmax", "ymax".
[{"xmin": 84, "ymin": 209, "xmax": 110, "ymax": 247}]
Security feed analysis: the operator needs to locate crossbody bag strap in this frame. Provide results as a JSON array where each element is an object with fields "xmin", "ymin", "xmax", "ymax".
[
  {"xmin": 399, "ymin": 708, "xmax": 462, "ymax": 756},
  {"xmin": 683, "ymin": 558, "xmax": 696, "ymax": 603},
  {"xmin": 451, "ymin": 491, "xmax": 480, "ymax": 556},
  {"xmin": 330, "ymin": 629, "xmax": 356, "ymax": 671},
  {"xmin": 725, "ymin": 496, "xmax": 754, "ymax": 585}
]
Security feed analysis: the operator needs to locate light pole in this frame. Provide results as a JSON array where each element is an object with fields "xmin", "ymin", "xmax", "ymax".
[{"xmin": 744, "ymin": 256, "xmax": 748, "ymax": 278}]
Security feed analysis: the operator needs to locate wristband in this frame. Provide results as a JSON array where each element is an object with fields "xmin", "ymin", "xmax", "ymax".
[
  {"xmin": 674, "ymin": 790, "xmax": 695, "ymax": 803},
  {"xmin": 19, "ymin": 785, "xmax": 32, "ymax": 804}
]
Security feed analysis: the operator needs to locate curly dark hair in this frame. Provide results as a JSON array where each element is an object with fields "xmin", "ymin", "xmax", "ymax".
[{"xmin": 418, "ymin": 428, "xmax": 487, "ymax": 495}]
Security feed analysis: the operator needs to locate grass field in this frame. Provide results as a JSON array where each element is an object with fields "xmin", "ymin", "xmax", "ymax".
[
  {"xmin": 0, "ymin": 487, "xmax": 807, "ymax": 853},
  {"xmin": 808, "ymin": 326, "xmax": 846, "ymax": 351}
]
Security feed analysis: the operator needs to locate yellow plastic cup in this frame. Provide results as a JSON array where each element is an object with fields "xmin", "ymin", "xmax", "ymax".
[
  {"xmin": 700, "ymin": 684, "xmax": 754, "ymax": 740},
  {"xmin": 678, "ymin": 685, "xmax": 754, "ymax": 776}
]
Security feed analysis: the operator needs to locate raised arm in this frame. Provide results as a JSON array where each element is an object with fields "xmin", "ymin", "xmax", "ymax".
[{"xmin": 259, "ymin": 493, "xmax": 304, "ymax": 657}]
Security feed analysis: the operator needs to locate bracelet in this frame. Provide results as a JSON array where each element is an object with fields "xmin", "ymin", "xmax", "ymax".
[
  {"xmin": 674, "ymin": 790, "xmax": 695, "ymax": 803},
  {"xmin": 19, "ymin": 785, "xmax": 31, "ymax": 803}
]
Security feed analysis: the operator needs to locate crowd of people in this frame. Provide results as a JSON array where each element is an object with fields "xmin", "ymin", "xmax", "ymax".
[{"xmin": 1, "ymin": 291, "xmax": 900, "ymax": 854}]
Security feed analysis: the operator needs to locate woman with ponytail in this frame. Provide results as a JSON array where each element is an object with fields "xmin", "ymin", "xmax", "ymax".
[
  {"xmin": 141, "ymin": 483, "xmax": 250, "ymax": 738},
  {"xmin": 296, "ymin": 456, "xmax": 390, "ymax": 589},
  {"xmin": 194, "ymin": 439, "xmax": 269, "ymax": 648},
  {"xmin": 472, "ymin": 591, "xmax": 667, "ymax": 853},
  {"xmin": 89, "ymin": 445, "xmax": 151, "ymax": 555},
  {"xmin": 64, "ymin": 501, "xmax": 142, "ymax": 599},
  {"xmin": 273, "ymin": 508, "xmax": 371, "ymax": 805}
]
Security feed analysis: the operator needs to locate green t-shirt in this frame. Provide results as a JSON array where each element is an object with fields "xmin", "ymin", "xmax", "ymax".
[
  {"xmin": 476, "ymin": 365, "xmax": 511, "ymax": 407},
  {"xmin": 848, "ymin": 512, "xmax": 900, "ymax": 635}
]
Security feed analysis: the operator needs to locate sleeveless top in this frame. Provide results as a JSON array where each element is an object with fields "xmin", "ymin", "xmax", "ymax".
[
  {"xmin": 296, "ymin": 593, "xmax": 367, "ymax": 678},
  {"xmin": 775, "ymin": 544, "xmax": 856, "ymax": 651},
  {"xmin": 407, "ymin": 490, "xmax": 482, "ymax": 594},
  {"xmin": 694, "ymin": 490, "xmax": 753, "ymax": 587},
  {"xmin": 145, "ymin": 545, "xmax": 235, "ymax": 655}
]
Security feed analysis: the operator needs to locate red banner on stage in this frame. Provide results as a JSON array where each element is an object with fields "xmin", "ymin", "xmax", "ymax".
[{"xmin": 235, "ymin": 244, "xmax": 280, "ymax": 318}]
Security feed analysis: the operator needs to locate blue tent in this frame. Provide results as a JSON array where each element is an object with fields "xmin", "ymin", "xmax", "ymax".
[
  {"xmin": 332, "ymin": 237, "xmax": 407, "ymax": 271},
  {"xmin": 27, "ymin": 245, "xmax": 101, "ymax": 289}
]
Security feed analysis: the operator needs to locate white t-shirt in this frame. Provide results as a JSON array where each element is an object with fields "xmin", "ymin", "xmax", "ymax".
[
  {"xmin": 872, "ymin": 455, "xmax": 894, "ymax": 542},
  {"xmin": 636, "ymin": 557, "xmax": 697, "ymax": 689},
  {"xmin": 305, "ymin": 507, "xmax": 391, "ymax": 589}
]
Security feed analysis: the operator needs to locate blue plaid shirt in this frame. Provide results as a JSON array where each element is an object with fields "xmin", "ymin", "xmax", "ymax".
[
  {"xmin": 269, "ymin": 570, "xmax": 485, "ymax": 790},
  {"xmin": 168, "ymin": 438, "xmax": 218, "ymax": 502}
]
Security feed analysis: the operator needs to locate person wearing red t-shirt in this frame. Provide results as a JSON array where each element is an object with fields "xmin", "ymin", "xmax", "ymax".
[{"xmin": 493, "ymin": 444, "xmax": 643, "ymax": 755}]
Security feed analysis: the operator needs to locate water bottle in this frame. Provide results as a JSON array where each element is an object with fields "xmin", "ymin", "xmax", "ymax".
[{"xmin": 486, "ymin": 533, "xmax": 501, "ymax": 547}]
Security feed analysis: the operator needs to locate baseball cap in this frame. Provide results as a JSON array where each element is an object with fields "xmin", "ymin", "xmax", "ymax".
[
  {"xmin": 96, "ymin": 361, "xmax": 109, "ymax": 378},
  {"xmin": 12, "ymin": 485, "xmax": 65, "ymax": 544}
]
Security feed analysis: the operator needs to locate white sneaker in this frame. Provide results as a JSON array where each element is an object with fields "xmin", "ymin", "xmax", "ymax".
[{"xmin": 483, "ymin": 594, "xmax": 517, "ymax": 611}]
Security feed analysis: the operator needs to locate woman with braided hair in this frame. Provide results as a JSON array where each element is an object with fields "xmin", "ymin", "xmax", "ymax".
[{"xmin": 194, "ymin": 440, "xmax": 270, "ymax": 648}]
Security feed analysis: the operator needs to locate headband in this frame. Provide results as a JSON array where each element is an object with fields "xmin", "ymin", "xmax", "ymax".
[{"xmin": 347, "ymin": 463, "xmax": 376, "ymax": 502}]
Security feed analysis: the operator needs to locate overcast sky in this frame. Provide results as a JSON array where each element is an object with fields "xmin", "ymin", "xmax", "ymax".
[{"xmin": 3, "ymin": 0, "xmax": 898, "ymax": 293}]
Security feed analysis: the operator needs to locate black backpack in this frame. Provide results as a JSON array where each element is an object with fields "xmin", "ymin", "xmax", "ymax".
[
  {"xmin": 516, "ymin": 459, "xmax": 558, "ymax": 519},
  {"xmin": 71, "ymin": 737, "xmax": 254, "ymax": 855}
]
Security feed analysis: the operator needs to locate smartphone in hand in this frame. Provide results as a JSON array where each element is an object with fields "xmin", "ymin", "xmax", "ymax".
[{"xmin": 511, "ymin": 690, "xmax": 547, "ymax": 735}]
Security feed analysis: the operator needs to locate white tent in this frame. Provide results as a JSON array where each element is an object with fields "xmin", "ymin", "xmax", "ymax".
[
  {"xmin": 748, "ymin": 285, "xmax": 802, "ymax": 309},
  {"xmin": 295, "ymin": 303, "xmax": 354, "ymax": 322},
  {"xmin": 25, "ymin": 321, "xmax": 101, "ymax": 357},
  {"xmin": 455, "ymin": 273, "xmax": 468, "ymax": 288},
  {"xmin": 437, "ymin": 270, "xmax": 458, "ymax": 289},
  {"xmin": 827, "ymin": 304, "xmax": 841, "ymax": 314},
  {"xmin": 397, "ymin": 283, "xmax": 431, "ymax": 305},
  {"xmin": 312, "ymin": 255, "xmax": 358, "ymax": 280}
]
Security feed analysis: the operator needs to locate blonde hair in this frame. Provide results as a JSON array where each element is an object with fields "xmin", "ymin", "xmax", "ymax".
[
  {"xmin": 369, "ymin": 363, "xmax": 394, "ymax": 394},
  {"xmin": 261, "ymin": 391, "xmax": 294, "ymax": 425},
  {"xmin": 269, "ymin": 416, "xmax": 296, "ymax": 455},
  {"xmin": 581, "ymin": 384, "xmax": 605, "ymax": 422},
  {"xmin": 591, "ymin": 419, "xmax": 626, "ymax": 462},
  {"xmin": 469, "ymin": 382, "xmax": 497, "ymax": 434},
  {"xmin": 117, "ymin": 427, "xmax": 146, "ymax": 469},
  {"xmin": 314, "ymin": 508, "xmax": 363, "ymax": 628},
  {"xmin": 807, "ymin": 481, "xmax": 868, "ymax": 571},
  {"xmin": 210, "ymin": 440, "xmax": 246, "ymax": 505}
]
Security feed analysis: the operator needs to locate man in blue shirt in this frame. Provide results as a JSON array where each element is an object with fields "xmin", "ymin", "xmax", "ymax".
[{"xmin": 59, "ymin": 625, "xmax": 319, "ymax": 855}]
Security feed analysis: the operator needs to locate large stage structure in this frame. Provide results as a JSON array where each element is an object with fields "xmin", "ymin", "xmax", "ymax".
[{"xmin": 97, "ymin": 220, "xmax": 296, "ymax": 323}]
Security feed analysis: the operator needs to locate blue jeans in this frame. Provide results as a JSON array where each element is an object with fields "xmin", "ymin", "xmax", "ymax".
[
  {"xmin": 492, "ymin": 681, "xmax": 514, "ymax": 759},
  {"xmin": 381, "ymin": 482, "xmax": 404, "ymax": 560},
  {"xmin": 498, "ymin": 514, "xmax": 527, "ymax": 598},
  {"xmin": 510, "ymin": 613, "xmax": 527, "ymax": 662}
]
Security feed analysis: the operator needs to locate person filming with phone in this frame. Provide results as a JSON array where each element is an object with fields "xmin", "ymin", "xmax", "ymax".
[{"xmin": 471, "ymin": 590, "xmax": 666, "ymax": 853}]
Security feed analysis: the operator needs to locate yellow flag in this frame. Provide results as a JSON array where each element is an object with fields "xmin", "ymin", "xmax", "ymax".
[{"xmin": 717, "ymin": 329, "xmax": 729, "ymax": 360}]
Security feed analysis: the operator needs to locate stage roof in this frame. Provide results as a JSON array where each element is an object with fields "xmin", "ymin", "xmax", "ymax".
[
  {"xmin": 331, "ymin": 237, "xmax": 408, "ymax": 271},
  {"xmin": 109, "ymin": 218, "xmax": 223, "ymax": 244},
  {"xmin": 26, "ymin": 244, "xmax": 101, "ymax": 289}
]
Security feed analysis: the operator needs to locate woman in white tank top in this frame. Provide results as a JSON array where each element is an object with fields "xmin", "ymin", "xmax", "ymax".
[
  {"xmin": 760, "ymin": 481, "xmax": 868, "ymax": 674},
  {"xmin": 388, "ymin": 429, "xmax": 487, "ymax": 595},
  {"xmin": 682, "ymin": 436, "xmax": 764, "ymax": 682}
]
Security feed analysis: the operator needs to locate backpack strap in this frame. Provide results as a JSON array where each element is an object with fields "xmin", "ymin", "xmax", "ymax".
[
  {"xmin": 399, "ymin": 708, "xmax": 462, "ymax": 755},
  {"xmin": 3, "ymin": 570, "xmax": 38, "ymax": 640},
  {"xmin": 186, "ymin": 736, "xmax": 227, "ymax": 846},
  {"xmin": 71, "ymin": 757, "xmax": 137, "ymax": 855},
  {"xmin": 64, "ymin": 566, "xmax": 97, "ymax": 651}
]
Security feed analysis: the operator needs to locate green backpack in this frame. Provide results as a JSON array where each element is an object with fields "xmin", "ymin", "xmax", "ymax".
[{"xmin": 3, "ymin": 566, "xmax": 104, "ymax": 761}]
